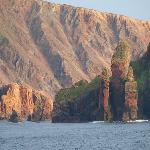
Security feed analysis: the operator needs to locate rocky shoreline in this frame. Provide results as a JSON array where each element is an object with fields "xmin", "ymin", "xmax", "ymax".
[{"xmin": 0, "ymin": 83, "xmax": 53, "ymax": 122}]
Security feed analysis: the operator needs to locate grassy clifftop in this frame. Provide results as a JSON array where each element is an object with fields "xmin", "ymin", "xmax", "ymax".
[
  {"xmin": 55, "ymin": 77, "xmax": 101, "ymax": 103},
  {"xmin": 53, "ymin": 76, "xmax": 101, "ymax": 122}
]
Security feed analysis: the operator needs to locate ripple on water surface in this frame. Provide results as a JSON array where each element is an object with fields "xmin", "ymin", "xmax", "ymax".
[{"xmin": 0, "ymin": 121, "xmax": 150, "ymax": 150}]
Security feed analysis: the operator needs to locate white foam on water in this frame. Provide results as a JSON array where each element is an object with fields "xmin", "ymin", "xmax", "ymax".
[
  {"xmin": 91, "ymin": 121, "xmax": 105, "ymax": 124},
  {"xmin": 127, "ymin": 120, "xmax": 149, "ymax": 123},
  {"xmin": 91, "ymin": 120, "xmax": 149, "ymax": 124},
  {"xmin": 0, "ymin": 121, "xmax": 150, "ymax": 150}
]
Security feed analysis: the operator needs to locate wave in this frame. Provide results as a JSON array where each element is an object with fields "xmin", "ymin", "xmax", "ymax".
[
  {"xmin": 127, "ymin": 120, "xmax": 149, "ymax": 123},
  {"xmin": 91, "ymin": 121, "xmax": 105, "ymax": 124},
  {"xmin": 91, "ymin": 120, "xmax": 149, "ymax": 124}
]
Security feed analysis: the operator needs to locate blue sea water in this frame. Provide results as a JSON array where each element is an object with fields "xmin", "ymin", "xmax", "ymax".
[{"xmin": 0, "ymin": 121, "xmax": 150, "ymax": 150}]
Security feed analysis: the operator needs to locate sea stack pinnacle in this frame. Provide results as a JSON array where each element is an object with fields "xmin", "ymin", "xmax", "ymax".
[
  {"xmin": 100, "ymin": 40, "xmax": 138, "ymax": 122},
  {"xmin": 111, "ymin": 40, "xmax": 131, "ymax": 121},
  {"xmin": 123, "ymin": 67, "xmax": 138, "ymax": 122},
  {"xmin": 99, "ymin": 67, "xmax": 112, "ymax": 121}
]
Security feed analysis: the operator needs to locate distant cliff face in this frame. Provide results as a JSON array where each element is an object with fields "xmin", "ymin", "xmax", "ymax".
[
  {"xmin": 0, "ymin": 83, "xmax": 53, "ymax": 122},
  {"xmin": 0, "ymin": 0, "xmax": 150, "ymax": 98}
]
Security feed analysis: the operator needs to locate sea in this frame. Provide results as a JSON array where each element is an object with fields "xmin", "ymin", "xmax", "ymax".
[{"xmin": 0, "ymin": 120, "xmax": 149, "ymax": 150}]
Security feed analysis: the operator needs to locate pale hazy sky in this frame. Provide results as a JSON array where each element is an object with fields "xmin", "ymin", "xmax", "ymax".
[{"xmin": 48, "ymin": 0, "xmax": 150, "ymax": 20}]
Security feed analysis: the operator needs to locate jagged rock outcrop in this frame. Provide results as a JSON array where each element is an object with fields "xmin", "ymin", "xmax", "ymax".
[
  {"xmin": 123, "ymin": 67, "xmax": 138, "ymax": 122},
  {"xmin": 98, "ymin": 41, "xmax": 138, "ymax": 122},
  {"xmin": 9, "ymin": 110, "xmax": 22, "ymax": 123},
  {"xmin": 99, "ymin": 68, "xmax": 112, "ymax": 121},
  {"xmin": 0, "ymin": 0, "xmax": 150, "ymax": 98},
  {"xmin": 110, "ymin": 41, "xmax": 131, "ymax": 121},
  {"xmin": 0, "ymin": 83, "xmax": 53, "ymax": 122}
]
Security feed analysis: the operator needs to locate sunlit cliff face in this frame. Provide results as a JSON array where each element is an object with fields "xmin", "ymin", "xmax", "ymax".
[{"xmin": 0, "ymin": 0, "xmax": 150, "ymax": 99}]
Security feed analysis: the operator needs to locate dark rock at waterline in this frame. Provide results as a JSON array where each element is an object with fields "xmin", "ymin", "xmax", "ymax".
[
  {"xmin": 52, "ymin": 87, "xmax": 101, "ymax": 123},
  {"xmin": 9, "ymin": 110, "xmax": 22, "ymax": 123}
]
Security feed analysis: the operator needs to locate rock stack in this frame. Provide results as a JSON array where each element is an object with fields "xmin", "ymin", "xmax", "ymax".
[
  {"xmin": 123, "ymin": 67, "xmax": 138, "ymax": 122},
  {"xmin": 99, "ymin": 68, "xmax": 112, "ymax": 121},
  {"xmin": 99, "ymin": 41, "xmax": 138, "ymax": 122}
]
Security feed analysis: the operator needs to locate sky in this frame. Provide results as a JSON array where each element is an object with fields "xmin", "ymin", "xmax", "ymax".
[{"xmin": 48, "ymin": 0, "xmax": 150, "ymax": 21}]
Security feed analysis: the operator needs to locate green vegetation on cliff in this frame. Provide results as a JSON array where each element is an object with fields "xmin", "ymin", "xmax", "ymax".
[
  {"xmin": 131, "ymin": 44, "xmax": 150, "ymax": 93},
  {"xmin": 55, "ymin": 76, "xmax": 101, "ymax": 102},
  {"xmin": 131, "ymin": 43, "xmax": 150, "ymax": 117},
  {"xmin": 53, "ymin": 76, "xmax": 101, "ymax": 123},
  {"xmin": 112, "ymin": 40, "xmax": 130, "ymax": 64},
  {"xmin": 131, "ymin": 62, "xmax": 148, "ymax": 91}
]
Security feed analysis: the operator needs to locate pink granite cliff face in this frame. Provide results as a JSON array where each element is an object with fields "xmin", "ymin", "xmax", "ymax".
[
  {"xmin": 0, "ymin": 0, "xmax": 150, "ymax": 99},
  {"xmin": 0, "ymin": 83, "xmax": 53, "ymax": 122},
  {"xmin": 0, "ymin": 0, "xmax": 148, "ymax": 122}
]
